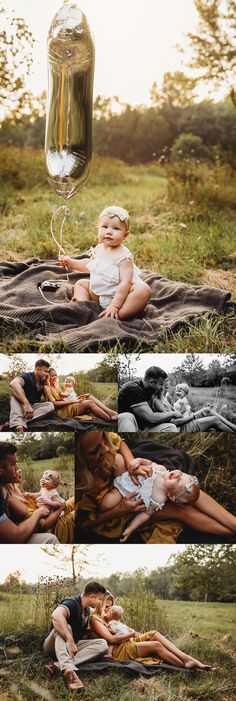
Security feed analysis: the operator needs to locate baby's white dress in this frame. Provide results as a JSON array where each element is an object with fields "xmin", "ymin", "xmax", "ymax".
[
  {"xmin": 113, "ymin": 463, "xmax": 168, "ymax": 511},
  {"xmin": 87, "ymin": 243, "xmax": 142, "ymax": 309},
  {"xmin": 37, "ymin": 487, "xmax": 65, "ymax": 515}
]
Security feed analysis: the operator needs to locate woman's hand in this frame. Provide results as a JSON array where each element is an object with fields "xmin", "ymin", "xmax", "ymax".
[
  {"xmin": 116, "ymin": 493, "xmax": 144, "ymax": 514},
  {"xmin": 128, "ymin": 458, "xmax": 153, "ymax": 485},
  {"xmin": 99, "ymin": 304, "xmax": 120, "ymax": 319}
]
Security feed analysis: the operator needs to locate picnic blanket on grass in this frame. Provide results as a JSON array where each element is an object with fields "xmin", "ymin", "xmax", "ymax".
[
  {"xmin": 0, "ymin": 256, "xmax": 234, "ymax": 350},
  {"xmin": 26, "ymin": 416, "xmax": 116, "ymax": 431},
  {"xmin": 76, "ymin": 658, "xmax": 189, "ymax": 677}
]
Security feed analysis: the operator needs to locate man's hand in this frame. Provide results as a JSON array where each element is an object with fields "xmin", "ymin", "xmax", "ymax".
[
  {"xmin": 172, "ymin": 410, "xmax": 183, "ymax": 419},
  {"xmin": 128, "ymin": 458, "xmax": 153, "ymax": 484},
  {"xmin": 99, "ymin": 304, "xmax": 119, "ymax": 319},
  {"xmin": 66, "ymin": 639, "xmax": 78, "ymax": 658},
  {"xmin": 37, "ymin": 505, "xmax": 50, "ymax": 517},
  {"xmin": 23, "ymin": 401, "xmax": 34, "ymax": 420}
]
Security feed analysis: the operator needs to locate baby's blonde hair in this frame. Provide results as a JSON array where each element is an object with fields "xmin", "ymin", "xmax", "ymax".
[
  {"xmin": 109, "ymin": 605, "xmax": 124, "ymax": 620},
  {"xmin": 43, "ymin": 470, "xmax": 60, "ymax": 487},
  {"xmin": 174, "ymin": 474, "xmax": 200, "ymax": 505},
  {"xmin": 98, "ymin": 205, "xmax": 130, "ymax": 230},
  {"xmin": 176, "ymin": 383, "xmax": 190, "ymax": 396},
  {"xmin": 65, "ymin": 375, "xmax": 75, "ymax": 385}
]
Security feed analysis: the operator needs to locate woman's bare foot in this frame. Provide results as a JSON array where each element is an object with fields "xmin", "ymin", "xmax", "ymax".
[
  {"xmin": 109, "ymin": 412, "xmax": 118, "ymax": 421},
  {"xmin": 185, "ymin": 659, "xmax": 213, "ymax": 670}
]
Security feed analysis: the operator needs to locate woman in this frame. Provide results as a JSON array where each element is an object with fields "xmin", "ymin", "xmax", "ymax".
[
  {"xmin": 44, "ymin": 368, "xmax": 117, "ymax": 422},
  {"xmin": 89, "ymin": 597, "xmax": 212, "ymax": 669},
  {"xmin": 153, "ymin": 384, "xmax": 236, "ymax": 433},
  {"xmin": 4, "ymin": 465, "xmax": 75, "ymax": 543},
  {"xmin": 76, "ymin": 431, "xmax": 236, "ymax": 543}
]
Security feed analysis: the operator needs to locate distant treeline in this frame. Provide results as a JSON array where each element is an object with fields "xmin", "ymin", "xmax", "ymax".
[
  {"xmin": 1, "ymin": 545, "xmax": 235, "ymax": 603},
  {"xmin": 0, "ymin": 98, "xmax": 236, "ymax": 166}
]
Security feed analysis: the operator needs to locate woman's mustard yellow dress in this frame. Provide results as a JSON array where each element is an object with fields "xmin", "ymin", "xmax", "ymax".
[
  {"xmin": 91, "ymin": 613, "xmax": 161, "ymax": 665},
  {"xmin": 9, "ymin": 492, "xmax": 75, "ymax": 544},
  {"xmin": 44, "ymin": 385, "xmax": 95, "ymax": 420},
  {"xmin": 78, "ymin": 433, "xmax": 182, "ymax": 544}
]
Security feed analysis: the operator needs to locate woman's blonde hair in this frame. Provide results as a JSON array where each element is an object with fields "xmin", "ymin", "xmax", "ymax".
[
  {"xmin": 96, "ymin": 591, "xmax": 115, "ymax": 617},
  {"xmin": 76, "ymin": 432, "xmax": 117, "ymax": 492}
]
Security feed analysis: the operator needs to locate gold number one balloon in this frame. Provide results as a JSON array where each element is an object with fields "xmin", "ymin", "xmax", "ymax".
[{"xmin": 45, "ymin": 1, "xmax": 95, "ymax": 202}]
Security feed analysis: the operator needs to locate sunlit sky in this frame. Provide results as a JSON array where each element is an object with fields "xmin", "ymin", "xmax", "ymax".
[
  {"xmin": 0, "ymin": 544, "xmax": 186, "ymax": 582},
  {"xmin": 0, "ymin": 353, "xmax": 107, "ymax": 374},
  {"xmin": 2, "ymin": 0, "xmax": 223, "ymax": 107},
  {"xmin": 118, "ymin": 353, "xmax": 228, "ymax": 377}
]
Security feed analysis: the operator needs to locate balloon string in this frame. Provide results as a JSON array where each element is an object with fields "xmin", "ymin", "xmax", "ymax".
[
  {"xmin": 38, "ymin": 203, "xmax": 71, "ymax": 305},
  {"xmin": 59, "ymin": 65, "xmax": 65, "ymax": 150}
]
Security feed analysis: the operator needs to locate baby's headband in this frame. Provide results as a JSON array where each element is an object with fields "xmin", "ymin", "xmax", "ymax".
[{"xmin": 98, "ymin": 205, "xmax": 130, "ymax": 229}]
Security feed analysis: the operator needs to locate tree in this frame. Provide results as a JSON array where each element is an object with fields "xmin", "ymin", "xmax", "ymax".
[
  {"xmin": 172, "ymin": 354, "xmax": 206, "ymax": 386},
  {"xmin": 186, "ymin": 0, "xmax": 236, "ymax": 104},
  {"xmin": 0, "ymin": 4, "xmax": 34, "ymax": 117},
  {"xmin": 171, "ymin": 132, "xmax": 211, "ymax": 160},
  {"xmin": 151, "ymin": 72, "xmax": 197, "ymax": 109},
  {"xmin": 42, "ymin": 545, "xmax": 93, "ymax": 586},
  {"xmin": 86, "ymin": 355, "xmax": 118, "ymax": 383}
]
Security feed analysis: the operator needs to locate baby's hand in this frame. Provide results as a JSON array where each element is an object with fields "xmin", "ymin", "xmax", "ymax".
[
  {"xmin": 59, "ymin": 255, "xmax": 71, "ymax": 268},
  {"xmin": 128, "ymin": 458, "xmax": 153, "ymax": 484},
  {"xmin": 99, "ymin": 304, "xmax": 119, "ymax": 319}
]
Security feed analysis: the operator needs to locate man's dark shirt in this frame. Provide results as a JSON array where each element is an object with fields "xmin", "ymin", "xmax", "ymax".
[
  {"xmin": 0, "ymin": 488, "xmax": 10, "ymax": 525},
  {"xmin": 118, "ymin": 379, "xmax": 154, "ymax": 430},
  {"xmin": 60, "ymin": 594, "xmax": 89, "ymax": 642},
  {"xmin": 19, "ymin": 372, "xmax": 45, "ymax": 405}
]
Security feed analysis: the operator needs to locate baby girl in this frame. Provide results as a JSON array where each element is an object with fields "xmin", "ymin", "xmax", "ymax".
[
  {"xmin": 59, "ymin": 205, "xmax": 151, "ymax": 319},
  {"xmin": 60, "ymin": 376, "xmax": 78, "ymax": 401},
  {"xmin": 27, "ymin": 470, "xmax": 65, "ymax": 514},
  {"xmin": 99, "ymin": 463, "xmax": 200, "ymax": 542},
  {"xmin": 106, "ymin": 605, "xmax": 136, "ymax": 657}
]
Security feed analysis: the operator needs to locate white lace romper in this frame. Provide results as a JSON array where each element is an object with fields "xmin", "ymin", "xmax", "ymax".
[
  {"xmin": 113, "ymin": 463, "xmax": 168, "ymax": 511},
  {"xmin": 86, "ymin": 243, "xmax": 142, "ymax": 309}
]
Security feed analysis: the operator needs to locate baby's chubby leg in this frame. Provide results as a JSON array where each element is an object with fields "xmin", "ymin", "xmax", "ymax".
[
  {"xmin": 72, "ymin": 279, "xmax": 99, "ymax": 303},
  {"xmin": 99, "ymin": 488, "xmax": 122, "ymax": 511},
  {"xmin": 118, "ymin": 283, "xmax": 152, "ymax": 320}
]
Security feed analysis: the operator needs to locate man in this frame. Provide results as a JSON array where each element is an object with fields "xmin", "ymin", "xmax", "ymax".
[
  {"xmin": 43, "ymin": 581, "xmax": 108, "ymax": 690},
  {"xmin": 0, "ymin": 442, "xmax": 59, "ymax": 544},
  {"xmin": 9, "ymin": 359, "xmax": 55, "ymax": 431},
  {"xmin": 118, "ymin": 366, "xmax": 180, "ymax": 432}
]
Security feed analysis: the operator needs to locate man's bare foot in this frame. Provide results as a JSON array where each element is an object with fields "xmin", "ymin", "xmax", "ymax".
[{"xmin": 63, "ymin": 669, "xmax": 84, "ymax": 690}]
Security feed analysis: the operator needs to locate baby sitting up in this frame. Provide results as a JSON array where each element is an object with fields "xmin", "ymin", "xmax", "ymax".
[
  {"xmin": 27, "ymin": 470, "xmax": 65, "ymax": 515},
  {"xmin": 99, "ymin": 463, "xmax": 200, "ymax": 542},
  {"xmin": 59, "ymin": 205, "xmax": 151, "ymax": 320},
  {"xmin": 60, "ymin": 376, "xmax": 78, "ymax": 401},
  {"xmin": 106, "ymin": 605, "xmax": 136, "ymax": 657}
]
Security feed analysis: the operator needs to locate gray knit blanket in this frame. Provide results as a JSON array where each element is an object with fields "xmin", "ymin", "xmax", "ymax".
[{"xmin": 0, "ymin": 256, "xmax": 233, "ymax": 351}]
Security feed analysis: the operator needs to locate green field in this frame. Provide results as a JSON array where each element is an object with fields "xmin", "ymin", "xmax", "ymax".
[
  {"xmin": 0, "ymin": 149, "xmax": 235, "ymax": 352},
  {"xmin": 188, "ymin": 386, "xmax": 236, "ymax": 419},
  {"xmin": 19, "ymin": 455, "xmax": 74, "ymax": 495},
  {"xmin": 0, "ymin": 596, "xmax": 235, "ymax": 701}
]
